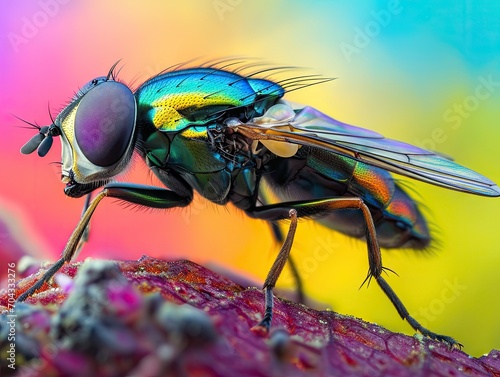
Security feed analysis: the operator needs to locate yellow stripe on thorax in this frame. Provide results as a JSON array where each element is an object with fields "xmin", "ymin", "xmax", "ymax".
[{"xmin": 151, "ymin": 92, "xmax": 239, "ymax": 131}]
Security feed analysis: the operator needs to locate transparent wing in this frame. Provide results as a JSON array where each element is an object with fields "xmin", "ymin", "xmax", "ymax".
[{"xmin": 230, "ymin": 104, "xmax": 500, "ymax": 197}]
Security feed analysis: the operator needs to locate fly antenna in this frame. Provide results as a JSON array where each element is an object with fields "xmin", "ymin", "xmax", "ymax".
[{"xmin": 18, "ymin": 106, "xmax": 61, "ymax": 157}]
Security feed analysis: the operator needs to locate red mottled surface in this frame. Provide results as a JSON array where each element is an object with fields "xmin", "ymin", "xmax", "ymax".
[{"xmin": 1, "ymin": 256, "xmax": 499, "ymax": 377}]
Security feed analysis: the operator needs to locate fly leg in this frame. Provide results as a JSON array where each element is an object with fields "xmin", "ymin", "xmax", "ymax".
[
  {"xmin": 17, "ymin": 182, "xmax": 192, "ymax": 302},
  {"xmin": 251, "ymin": 210, "xmax": 298, "ymax": 333},
  {"xmin": 269, "ymin": 222, "xmax": 305, "ymax": 304},
  {"xmin": 247, "ymin": 197, "xmax": 459, "ymax": 347},
  {"xmin": 75, "ymin": 192, "xmax": 92, "ymax": 256}
]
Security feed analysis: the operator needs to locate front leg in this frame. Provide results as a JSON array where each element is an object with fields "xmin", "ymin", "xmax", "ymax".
[
  {"xmin": 17, "ymin": 182, "xmax": 192, "ymax": 302},
  {"xmin": 75, "ymin": 193, "xmax": 92, "ymax": 256}
]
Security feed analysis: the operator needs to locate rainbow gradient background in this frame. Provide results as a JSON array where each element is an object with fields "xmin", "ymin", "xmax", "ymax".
[{"xmin": 1, "ymin": 1, "xmax": 499, "ymax": 356}]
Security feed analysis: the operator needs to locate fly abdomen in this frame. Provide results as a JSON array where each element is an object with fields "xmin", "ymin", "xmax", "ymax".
[
  {"xmin": 374, "ymin": 184, "xmax": 430, "ymax": 249},
  {"xmin": 259, "ymin": 147, "xmax": 431, "ymax": 249},
  {"xmin": 344, "ymin": 151, "xmax": 430, "ymax": 249}
]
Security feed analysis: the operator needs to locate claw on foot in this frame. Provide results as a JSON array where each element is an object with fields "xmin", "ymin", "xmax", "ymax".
[{"xmin": 251, "ymin": 321, "xmax": 270, "ymax": 337}]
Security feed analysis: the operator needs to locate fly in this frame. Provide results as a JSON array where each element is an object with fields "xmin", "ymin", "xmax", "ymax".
[{"xmin": 16, "ymin": 60, "xmax": 500, "ymax": 348}]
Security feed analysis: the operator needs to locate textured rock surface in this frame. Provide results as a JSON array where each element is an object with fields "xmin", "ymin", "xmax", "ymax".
[{"xmin": 1, "ymin": 256, "xmax": 499, "ymax": 377}]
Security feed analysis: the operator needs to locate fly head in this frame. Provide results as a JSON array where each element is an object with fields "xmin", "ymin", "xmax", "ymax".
[{"xmin": 20, "ymin": 67, "xmax": 138, "ymax": 198}]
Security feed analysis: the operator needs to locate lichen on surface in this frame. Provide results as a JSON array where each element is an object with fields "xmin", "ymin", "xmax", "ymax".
[{"xmin": 1, "ymin": 256, "xmax": 499, "ymax": 377}]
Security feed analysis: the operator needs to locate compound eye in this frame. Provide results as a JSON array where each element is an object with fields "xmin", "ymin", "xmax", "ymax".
[{"xmin": 74, "ymin": 81, "xmax": 136, "ymax": 167}]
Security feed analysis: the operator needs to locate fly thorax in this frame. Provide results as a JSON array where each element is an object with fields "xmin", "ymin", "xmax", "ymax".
[
  {"xmin": 208, "ymin": 122, "xmax": 267, "ymax": 169},
  {"xmin": 143, "ymin": 130, "xmax": 171, "ymax": 168}
]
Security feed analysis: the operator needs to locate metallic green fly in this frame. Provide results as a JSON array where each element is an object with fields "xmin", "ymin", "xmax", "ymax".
[{"xmin": 17, "ymin": 60, "xmax": 500, "ymax": 348}]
